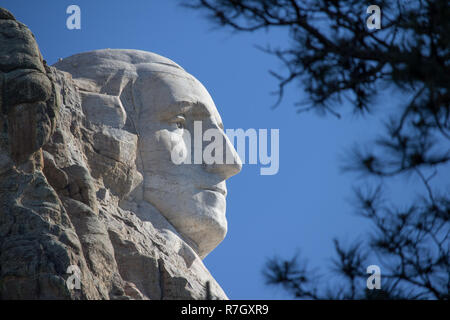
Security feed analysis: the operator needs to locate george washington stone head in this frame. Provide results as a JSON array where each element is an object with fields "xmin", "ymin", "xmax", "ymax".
[{"xmin": 54, "ymin": 49, "xmax": 242, "ymax": 258}]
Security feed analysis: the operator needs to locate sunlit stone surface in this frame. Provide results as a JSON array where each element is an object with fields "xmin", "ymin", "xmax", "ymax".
[{"xmin": 0, "ymin": 7, "xmax": 241, "ymax": 300}]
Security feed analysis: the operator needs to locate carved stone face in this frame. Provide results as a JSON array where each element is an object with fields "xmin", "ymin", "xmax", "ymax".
[
  {"xmin": 133, "ymin": 65, "xmax": 242, "ymax": 257},
  {"xmin": 54, "ymin": 50, "xmax": 242, "ymax": 258}
]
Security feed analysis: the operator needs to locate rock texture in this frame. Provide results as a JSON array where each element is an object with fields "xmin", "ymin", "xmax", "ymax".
[{"xmin": 0, "ymin": 7, "xmax": 231, "ymax": 300}]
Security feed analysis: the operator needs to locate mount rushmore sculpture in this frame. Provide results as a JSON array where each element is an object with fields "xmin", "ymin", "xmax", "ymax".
[{"xmin": 0, "ymin": 7, "xmax": 241, "ymax": 299}]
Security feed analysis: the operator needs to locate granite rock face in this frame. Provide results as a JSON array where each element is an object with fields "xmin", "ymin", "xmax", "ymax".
[{"xmin": 0, "ymin": 7, "xmax": 231, "ymax": 300}]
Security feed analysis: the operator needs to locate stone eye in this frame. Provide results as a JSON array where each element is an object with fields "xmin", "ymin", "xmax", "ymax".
[{"xmin": 173, "ymin": 114, "xmax": 186, "ymax": 129}]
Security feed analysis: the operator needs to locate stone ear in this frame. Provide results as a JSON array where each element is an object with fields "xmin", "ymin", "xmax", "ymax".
[
  {"xmin": 115, "ymin": 78, "xmax": 142, "ymax": 135},
  {"xmin": 80, "ymin": 91, "xmax": 126, "ymax": 129},
  {"xmin": 100, "ymin": 69, "xmax": 127, "ymax": 96}
]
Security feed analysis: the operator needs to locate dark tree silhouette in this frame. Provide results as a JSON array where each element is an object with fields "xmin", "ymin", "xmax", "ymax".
[{"xmin": 184, "ymin": 0, "xmax": 449, "ymax": 299}]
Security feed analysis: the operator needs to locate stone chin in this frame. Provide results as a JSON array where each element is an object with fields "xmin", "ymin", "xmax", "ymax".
[{"xmin": 145, "ymin": 188, "xmax": 228, "ymax": 258}]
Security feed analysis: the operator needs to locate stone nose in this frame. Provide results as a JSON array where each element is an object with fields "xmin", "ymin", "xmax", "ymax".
[{"xmin": 203, "ymin": 130, "xmax": 242, "ymax": 179}]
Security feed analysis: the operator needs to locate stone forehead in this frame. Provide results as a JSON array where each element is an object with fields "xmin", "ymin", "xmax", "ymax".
[
  {"xmin": 53, "ymin": 49, "xmax": 194, "ymax": 88},
  {"xmin": 54, "ymin": 49, "xmax": 216, "ymax": 114},
  {"xmin": 55, "ymin": 49, "xmax": 184, "ymax": 71}
]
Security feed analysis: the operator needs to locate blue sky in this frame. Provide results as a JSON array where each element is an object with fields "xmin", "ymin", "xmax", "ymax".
[{"xmin": 3, "ymin": 0, "xmax": 447, "ymax": 299}]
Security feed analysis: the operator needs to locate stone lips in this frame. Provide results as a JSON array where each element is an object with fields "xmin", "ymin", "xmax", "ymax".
[{"xmin": 0, "ymin": 7, "xmax": 231, "ymax": 299}]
